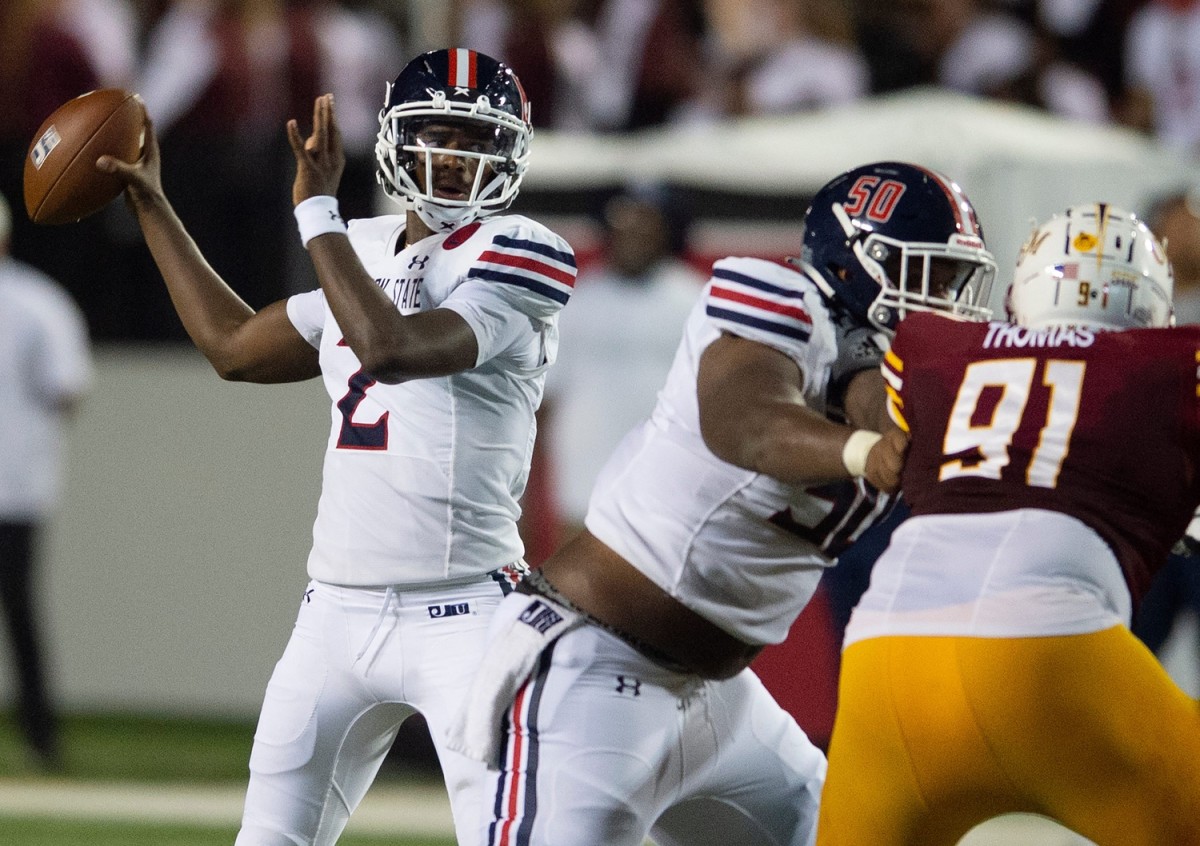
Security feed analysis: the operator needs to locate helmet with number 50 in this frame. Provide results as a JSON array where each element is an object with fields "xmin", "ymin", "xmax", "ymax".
[
  {"xmin": 1008, "ymin": 203, "xmax": 1174, "ymax": 331},
  {"xmin": 375, "ymin": 49, "xmax": 533, "ymax": 233},
  {"xmin": 795, "ymin": 161, "xmax": 997, "ymax": 336}
]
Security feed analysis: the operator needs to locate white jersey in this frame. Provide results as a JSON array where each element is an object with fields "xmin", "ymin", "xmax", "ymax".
[
  {"xmin": 844, "ymin": 510, "xmax": 1131, "ymax": 647},
  {"xmin": 585, "ymin": 257, "xmax": 895, "ymax": 646},
  {"xmin": 287, "ymin": 213, "xmax": 575, "ymax": 586}
]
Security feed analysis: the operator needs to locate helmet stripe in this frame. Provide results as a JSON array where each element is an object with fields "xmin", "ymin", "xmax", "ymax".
[
  {"xmin": 911, "ymin": 164, "xmax": 979, "ymax": 237},
  {"xmin": 449, "ymin": 48, "xmax": 478, "ymax": 88}
]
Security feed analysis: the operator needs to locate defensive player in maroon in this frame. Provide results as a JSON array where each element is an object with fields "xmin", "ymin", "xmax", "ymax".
[{"xmin": 817, "ymin": 203, "xmax": 1200, "ymax": 846}]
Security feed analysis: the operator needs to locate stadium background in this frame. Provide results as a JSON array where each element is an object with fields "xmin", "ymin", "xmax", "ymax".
[{"xmin": 3, "ymin": 3, "xmax": 1200, "ymax": 843}]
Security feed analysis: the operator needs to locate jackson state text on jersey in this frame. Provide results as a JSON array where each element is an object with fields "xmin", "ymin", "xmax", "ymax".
[
  {"xmin": 884, "ymin": 312, "xmax": 1200, "ymax": 604},
  {"xmin": 286, "ymin": 214, "xmax": 576, "ymax": 586},
  {"xmin": 585, "ymin": 257, "xmax": 895, "ymax": 646}
]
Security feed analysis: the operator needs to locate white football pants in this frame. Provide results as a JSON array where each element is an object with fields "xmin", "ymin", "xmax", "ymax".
[
  {"xmin": 235, "ymin": 576, "xmax": 507, "ymax": 846},
  {"xmin": 481, "ymin": 602, "xmax": 827, "ymax": 846}
]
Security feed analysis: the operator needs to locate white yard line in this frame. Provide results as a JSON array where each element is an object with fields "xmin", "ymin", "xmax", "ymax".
[
  {"xmin": 0, "ymin": 779, "xmax": 1097, "ymax": 845},
  {"xmin": 0, "ymin": 778, "xmax": 454, "ymax": 837}
]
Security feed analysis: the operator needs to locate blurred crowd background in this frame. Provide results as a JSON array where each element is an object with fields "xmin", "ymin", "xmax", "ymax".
[{"xmin": 0, "ymin": 0, "xmax": 1198, "ymax": 342}]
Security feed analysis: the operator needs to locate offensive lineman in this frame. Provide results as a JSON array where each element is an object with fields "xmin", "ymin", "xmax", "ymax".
[
  {"xmin": 818, "ymin": 204, "xmax": 1200, "ymax": 845},
  {"xmin": 99, "ymin": 50, "xmax": 574, "ymax": 846},
  {"xmin": 446, "ymin": 162, "xmax": 998, "ymax": 846}
]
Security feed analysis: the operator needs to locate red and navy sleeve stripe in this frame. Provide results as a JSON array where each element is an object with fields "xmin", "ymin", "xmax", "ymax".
[
  {"xmin": 468, "ymin": 235, "xmax": 577, "ymax": 304},
  {"xmin": 706, "ymin": 266, "xmax": 813, "ymax": 342}
]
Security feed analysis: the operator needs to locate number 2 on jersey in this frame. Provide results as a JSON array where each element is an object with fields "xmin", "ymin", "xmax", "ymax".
[
  {"xmin": 336, "ymin": 369, "xmax": 389, "ymax": 450},
  {"xmin": 940, "ymin": 358, "xmax": 1085, "ymax": 488}
]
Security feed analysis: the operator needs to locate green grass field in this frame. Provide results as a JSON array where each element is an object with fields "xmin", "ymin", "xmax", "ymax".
[
  {"xmin": 1, "ymin": 817, "xmax": 454, "ymax": 846},
  {"xmin": 0, "ymin": 711, "xmax": 455, "ymax": 846},
  {"xmin": 0, "ymin": 712, "xmax": 256, "ymax": 782}
]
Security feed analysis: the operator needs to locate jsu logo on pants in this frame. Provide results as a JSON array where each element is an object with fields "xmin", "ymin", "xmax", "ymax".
[{"xmin": 428, "ymin": 602, "xmax": 471, "ymax": 618}]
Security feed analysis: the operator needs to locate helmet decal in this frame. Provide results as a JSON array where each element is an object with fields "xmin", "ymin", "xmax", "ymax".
[
  {"xmin": 843, "ymin": 176, "xmax": 907, "ymax": 222},
  {"xmin": 446, "ymin": 48, "xmax": 478, "ymax": 88},
  {"xmin": 1009, "ymin": 204, "xmax": 1174, "ymax": 331}
]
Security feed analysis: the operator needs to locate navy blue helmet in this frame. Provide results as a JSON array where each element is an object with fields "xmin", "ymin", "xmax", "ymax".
[
  {"xmin": 794, "ymin": 161, "xmax": 997, "ymax": 335},
  {"xmin": 375, "ymin": 49, "xmax": 533, "ymax": 232}
]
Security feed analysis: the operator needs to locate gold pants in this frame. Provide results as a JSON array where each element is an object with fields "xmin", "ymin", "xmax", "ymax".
[{"xmin": 817, "ymin": 628, "xmax": 1200, "ymax": 846}]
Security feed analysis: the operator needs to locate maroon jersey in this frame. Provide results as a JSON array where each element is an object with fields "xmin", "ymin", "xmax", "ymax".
[{"xmin": 885, "ymin": 312, "xmax": 1200, "ymax": 605}]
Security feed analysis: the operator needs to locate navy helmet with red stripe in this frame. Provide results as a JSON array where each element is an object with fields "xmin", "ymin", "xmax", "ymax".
[
  {"xmin": 791, "ymin": 161, "xmax": 997, "ymax": 336},
  {"xmin": 375, "ymin": 49, "xmax": 533, "ymax": 232}
]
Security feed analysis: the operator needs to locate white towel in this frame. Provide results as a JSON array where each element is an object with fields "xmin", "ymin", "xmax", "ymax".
[{"xmin": 445, "ymin": 591, "xmax": 583, "ymax": 769}]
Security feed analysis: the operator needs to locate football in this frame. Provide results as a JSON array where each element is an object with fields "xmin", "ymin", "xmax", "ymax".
[{"xmin": 24, "ymin": 88, "xmax": 145, "ymax": 225}]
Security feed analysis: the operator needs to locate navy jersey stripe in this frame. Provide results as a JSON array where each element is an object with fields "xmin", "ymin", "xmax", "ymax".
[
  {"xmin": 468, "ymin": 268, "xmax": 572, "ymax": 304},
  {"xmin": 712, "ymin": 266, "xmax": 806, "ymax": 300},
  {"xmin": 492, "ymin": 235, "xmax": 576, "ymax": 267},
  {"xmin": 707, "ymin": 304, "xmax": 812, "ymax": 342}
]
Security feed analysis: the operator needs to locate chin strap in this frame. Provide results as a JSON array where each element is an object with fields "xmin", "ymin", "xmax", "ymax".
[{"xmin": 412, "ymin": 198, "xmax": 479, "ymax": 234}]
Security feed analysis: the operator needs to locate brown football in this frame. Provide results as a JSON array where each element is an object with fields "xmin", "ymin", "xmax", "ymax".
[{"xmin": 24, "ymin": 89, "xmax": 145, "ymax": 225}]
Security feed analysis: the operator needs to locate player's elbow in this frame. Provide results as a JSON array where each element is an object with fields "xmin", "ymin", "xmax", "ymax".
[
  {"xmin": 211, "ymin": 359, "xmax": 256, "ymax": 382},
  {"xmin": 355, "ymin": 345, "xmax": 421, "ymax": 384},
  {"xmin": 700, "ymin": 413, "xmax": 761, "ymax": 471},
  {"xmin": 349, "ymin": 342, "xmax": 402, "ymax": 383},
  {"xmin": 354, "ymin": 332, "xmax": 476, "ymax": 384},
  {"xmin": 207, "ymin": 347, "xmax": 275, "ymax": 383}
]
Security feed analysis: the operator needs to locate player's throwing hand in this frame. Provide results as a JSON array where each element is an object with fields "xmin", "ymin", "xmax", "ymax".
[
  {"xmin": 287, "ymin": 93, "xmax": 345, "ymax": 206},
  {"xmin": 95, "ymin": 109, "xmax": 166, "ymax": 213}
]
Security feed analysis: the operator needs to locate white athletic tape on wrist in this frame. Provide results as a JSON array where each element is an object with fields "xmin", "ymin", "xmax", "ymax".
[
  {"xmin": 842, "ymin": 430, "xmax": 883, "ymax": 478},
  {"xmin": 294, "ymin": 195, "xmax": 346, "ymax": 247}
]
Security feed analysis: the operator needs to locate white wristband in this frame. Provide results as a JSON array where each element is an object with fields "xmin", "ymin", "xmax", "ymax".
[
  {"xmin": 294, "ymin": 195, "xmax": 346, "ymax": 247},
  {"xmin": 841, "ymin": 430, "xmax": 883, "ymax": 477}
]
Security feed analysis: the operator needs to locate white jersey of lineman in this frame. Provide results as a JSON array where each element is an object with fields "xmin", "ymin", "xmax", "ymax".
[
  {"xmin": 585, "ymin": 256, "xmax": 893, "ymax": 645},
  {"xmin": 287, "ymin": 213, "xmax": 575, "ymax": 587}
]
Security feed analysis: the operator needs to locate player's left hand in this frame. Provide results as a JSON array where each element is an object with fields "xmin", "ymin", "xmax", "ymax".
[
  {"xmin": 287, "ymin": 93, "xmax": 345, "ymax": 206},
  {"xmin": 863, "ymin": 427, "xmax": 909, "ymax": 494}
]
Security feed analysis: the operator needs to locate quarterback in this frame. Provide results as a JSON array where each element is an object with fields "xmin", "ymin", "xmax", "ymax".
[
  {"xmin": 100, "ymin": 50, "xmax": 574, "ymax": 846},
  {"xmin": 447, "ymin": 162, "xmax": 998, "ymax": 846}
]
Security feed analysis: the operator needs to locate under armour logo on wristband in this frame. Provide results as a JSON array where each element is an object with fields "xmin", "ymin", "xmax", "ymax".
[{"xmin": 295, "ymin": 196, "xmax": 348, "ymax": 247}]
